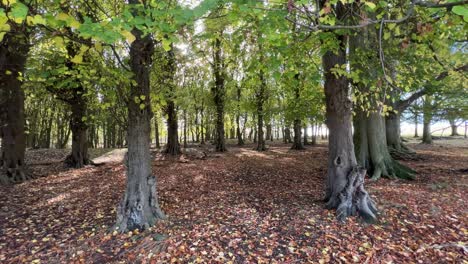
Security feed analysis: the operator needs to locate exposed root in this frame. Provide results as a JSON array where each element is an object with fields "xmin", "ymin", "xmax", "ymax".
[
  {"xmin": 326, "ymin": 167, "xmax": 378, "ymax": 223},
  {"xmin": 164, "ymin": 144, "xmax": 182, "ymax": 156},
  {"xmin": 290, "ymin": 143, "xmax": 305, "ymax": 150},
  {"xmin": 390, "ymin": 144, "xmax": 418, "ymax": 161},
  {"xmin": 370, "ymin": 158, "xmax": 416, "ymax": 181},
  {"xmin": 0, "ymin": 167, "xmax": 34, "ymax": 185},
  {"xmin": 64, "ymin": 155, "xmax": 94, "ymax": 169},
  {"xmin": 114, "ymin": 174, "xmax": 166, "ymax": 232}
]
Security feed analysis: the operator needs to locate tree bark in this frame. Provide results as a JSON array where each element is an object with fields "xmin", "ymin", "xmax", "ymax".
[
  {"xmin": 414, "ymin": 112, "xmax": 419, "ymax": 137},
  {"xmin": 284, "ymin": 126, "xmax": 292, "ymax": 143},
  {"xmin": 449, "ymin": 119, "xmax": 459, "ymax": 136},
  {"xmin": 165, "ymin": 100, "xmax": 181, "ymax": 155},
  {"xmin": 291, "ymin": 119, "xmax": 304, "ymax": 150},
  {"xmin": 183, "ymin": 110, "xmax": 188, "ymax": 148},
  {"xmin": 266, "ymin": 123, "xmax": 272, "ymax": 141},
  {"xmin": 354, "ymin": 111, "xmax": 415, "ymax": 180},
  {"xmin": 422, "ymin": 96, "xmax": 432, "ymax": 144},
  {"xmin": 385, "ymin": 111, "xmax": 402, "ymax": 151},
  {"xmin": 236, "ymin": 113, "xmax": 244, "ymax": 146},
  {"xmin": 154, "ymin": 115, "xmax": 160, "ymax": 148},
  {"xmin": 321, "ymin": 12, "xmax": 377, "ymax": 222},
  {"xmin": 115, "ymin": 11, "xmax": 165, "ymax": 231},
  {"xmin": 256, "ymin": 72, "xmax": 266, "ymax": 151},
  {"xmin": 65, "ymin": 97, "xmax": 91, "ymax": 168},
  {"xmin": 0, "ymin": 24, "xmax": 29, "ymax": 184},
  {"xmin": 212, "ymin": 36, "xmax": 226, "ymax": 152}
]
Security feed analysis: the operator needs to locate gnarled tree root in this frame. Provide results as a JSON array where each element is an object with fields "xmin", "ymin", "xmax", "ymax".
[
  {"xmin": 326, "ymin": 167, "xmax": 378, "ymax": 223},
  {"xmin": 389, "ymin": 144, "xmax": 417, "ymax": 160},
  {"xmin": 0, "ymin": 167, "xmax": 34, "ymax": 185},
  {"xmin": 64, "ymin": 155, "xmax": 96, "ymax": 169},
  {"xmin": 371, "ymin": 158, "xmax": 416, "ymax": 181},
  {"xmin": 114, "ymin": 174, "xmax": 166, "ymax": 232}
]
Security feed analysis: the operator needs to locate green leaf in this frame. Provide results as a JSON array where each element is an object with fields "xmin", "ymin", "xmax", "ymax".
[
  {"xmin": 452, "ymin": 6, "xmax": 468, "ymax": 17},
  {"xmin": 10, "ymin": 2, "xmax": 28, "ymax": 23},
  {"xmin": 364, "ymin": 2, "xmax": 377, "ymax": 10},
  {"xmin": 162, "ymin": 38, "xmax": 172, "ymax": 51}
]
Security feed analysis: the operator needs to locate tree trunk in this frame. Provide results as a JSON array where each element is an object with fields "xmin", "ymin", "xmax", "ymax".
[
  {"xmin": 65, "ymin": 97, "xmax": 90, "ymax": 168},
  {"xmin": 256, "ymin": 73, "xmax": 266, "ymax": 151},
  {"xmin": 115, "ymin": 14, "xmax": 165, "ymax": 231},
  {"xmin": 284, "ymin": 126, "xmax": 292, "ymax": 143},
  {"xmin": 311, "ymin": 121, "xmax": 317, "ymax": 145},
  {"xmin": 291, "ymin": 119, "xmax": 304, "ymax": 150},
  {"xmin": 414, "ymin": 112, "xmax": 419, "ymax": 137},
  {"xmin": 183, "ymin": 110, "xmax": 188, "ymax": 148},
  {"xmin": 256, "ymin": 113, "xmax": 265, "ymax": 151},
  {"xmin": 212, "ymin": 37, "xmax": 226, "ymax": 152},
  {"xmin": 165, "ymin": 100, "xmax": 181, "ymax": 155},
  {"xmin": 236, "ymin": 114, "xmax": 244, "ymax": 146},
  {"xmin": 200, "ymin": 106, "xmax": 205, "ymax": 144},
  {"xmin": 354, "ymin": 111, "xmax": 415, "ymax": 180},
  {"xmin": 321, "ymin": 19, "xmax": 377, "ymax": 222},
  {"xmin": 154, "ymin": 115, "xmax": 160, "ymax": 148},
  {"xmin": 449, "ymin": 119, "xmax": 458, "ymax": 136},
  {"xmin": 385, "ymin": 111, "xmax": 402, "ymax": 151},
  {"xmin": 422, "ymin": 96, "xmax": 432, "ymax": 144},
  {"xmin": 266, "ymin": 123, "xmax": 272, "ymax": 141},
  {"xmin": 0, "ymin": 26, "xmax": 29, "ymax": 184}
]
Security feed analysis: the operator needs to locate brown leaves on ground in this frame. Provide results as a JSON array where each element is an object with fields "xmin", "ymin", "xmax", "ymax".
[{"xmin": 0, "ymin": 142, "xmax": 466, "ymax": 263}]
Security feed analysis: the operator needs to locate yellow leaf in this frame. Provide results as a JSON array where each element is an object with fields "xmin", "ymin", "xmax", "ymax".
[
  {"xmin": 32, "ymin": 14, "xmax": 46, "ymax": 25},
  {"xmin": 95, "ymin": 42, "xmax": 103, "ymax": 52},
  {"xmin": 70, "ymin": 55, "xmax": 83, "ymax": 64},
  {"xmin": 70, "ymin": 19, "xmax": 80, "ymax": 29},
  {"xmin": 121, "ymin": 30, "xmax": 136, "ymax": 43},
  {"xmin": 0, "ymin": 32, "xmax": 6, "ymax": 42},
  {"xmin": 52, "ymin": 37, "xmax": 65, "ymax": 49},
  {"xmin": 2, "ymin": 0, "xmax": 17, "ymax": 5},
  {"xmin": 57, "ymin": 12, "xmax": 69, "ymax": 21}
]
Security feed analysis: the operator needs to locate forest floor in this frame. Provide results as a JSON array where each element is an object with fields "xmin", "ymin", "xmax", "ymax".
[{"xmin": 0, "ymin": 139, "xmax": 467, "ymax": 263}]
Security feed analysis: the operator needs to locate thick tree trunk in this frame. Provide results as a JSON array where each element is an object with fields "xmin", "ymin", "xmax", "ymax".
[
  {"xmin": 354, "ymin": 111, "xmax": 415, "ymax": 180},
  {"xmin": 322, "ymin": 25, "xmax": 377, "ymax": 222},
  {"xmin": 385, "ymin": 110, "xmax": 416, "ymax": 157},
  {"xmin": 165, "ymin": 100, "xmax": 181, "ymax": 155},
  {"xmin": 414, "ymin": 112, "xmax": 419, "ymax": 137},
  {"xmin": 65, "ymin": 98, "xmax": 90, "ymax": 168},
  {"xmin": 284, "ymin": 126, "xmax": 292, "ymax": 143},
  {"xmin": 115, "ymin": 16, "xmax": 165, "ymax": 231},
  {"xmin": 212, "ymin": 37, "xmax": 226, "ymax": 152},
  {"xmin": 236, "ymin": 114, "xmax": 244, "ymax": 146},
  {"xmin": 385, "ymin": 111, "xmax": 402, "ymax": 151},
  {"xmin": 422, "ymin": 96, "xmax": 432, "ymax": 144},
  {"xmin": 0, "ymin": 27, "xmax": 29, "ymax": 184},
  {"xmin": 291, "ymin": 119, "xmax": 304, "ymax": 150},
  {"xmin": 449, "ymin": 119, "xmax": 459, "ymax": 136}
]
